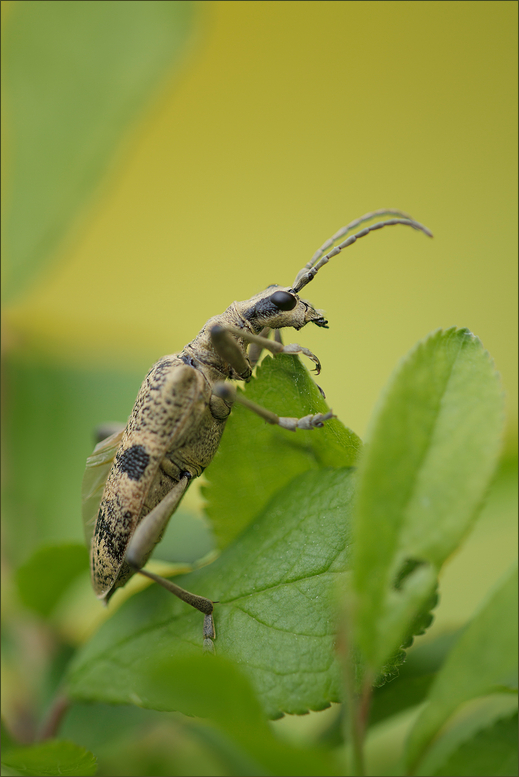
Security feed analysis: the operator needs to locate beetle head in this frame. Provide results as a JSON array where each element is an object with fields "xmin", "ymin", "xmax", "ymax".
[
  {"xmin": 237, "ymin": 212, "xmax": 433, "ymax": 334},
  {"xmin": 238, "ymin": 285, "xmax": 328, "ymax": 332}
]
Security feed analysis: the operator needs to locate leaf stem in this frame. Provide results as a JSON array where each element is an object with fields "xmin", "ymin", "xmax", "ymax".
[{"xmin": 348, "ymin": 677, "xmax": 373, "ymax": 776}]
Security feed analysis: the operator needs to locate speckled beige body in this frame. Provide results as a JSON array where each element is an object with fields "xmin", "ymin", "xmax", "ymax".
[
  {"xmin": 90, "ymin": 293, "xmax": 328, "ymax": 601},
  {"xmin": 88, "ymin": 211, "xmax": 432, "ymax": 617},
  {"xmin": 89, "ymin": 293, "xmax": 321, "ymax": 601},
  {"xmin": 91, "ymin": 354, "xmax": 231, "ymax": 598}
]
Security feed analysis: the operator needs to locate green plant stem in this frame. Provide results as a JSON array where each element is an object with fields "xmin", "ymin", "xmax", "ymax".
[
  {"xmin": 349, "ymin": 680, "xmax": 373, "ymax": 776},
  {"xmin": 37, "ymin": 690, "xmax": 70, "ymax": 741},
  {"xmin": 342, "ymin": 621, "xmax": 373, "ymax": 776}
]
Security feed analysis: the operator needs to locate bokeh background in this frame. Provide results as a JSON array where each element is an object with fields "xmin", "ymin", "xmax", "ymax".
[{"xmin": 2, "ymin": 1, "xmax": 517, "ymax": 772}]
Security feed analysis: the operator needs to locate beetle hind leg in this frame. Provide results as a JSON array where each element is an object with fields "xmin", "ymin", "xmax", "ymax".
[
  {"xmin": 125, "ymin": 476, "xmax": 217, "ymax": 651},
  {"xmin": 136, "ymin": 565, "xmax": 217, "ymax": 653}
]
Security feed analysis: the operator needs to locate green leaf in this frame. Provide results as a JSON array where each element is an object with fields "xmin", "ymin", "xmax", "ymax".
[
  {"xmin": 405, "ymin": 562, "xmax": 518, "ymax": 774},
  {"xmin": 203, "ymin": 354, "xmax": 361, "ymax": 548},
  {"xmin": 432, "ymin": 711, "xmax": 518, "ymax": 777},
  {"xmin": 68, "ymin": 467, "xmax": 355, "ymax": 719},
  {"xmin": 2, "ymin": 0, "xmax": 196, "ymax": 302},
  {"xmin": 132, "ymin": 654, "xmax": 343, "ymax": 776},
  {"xmin": 369, "ymin": 630, "xmax": 462, "ymax": 727},
  {"xmin": 351, "ymin": 328, "xmax": 504, "ymax": 674},
  {"xmin": 1, "ymin": 719, "xmax": 18, "ymax": 752},
  {"xmin": 1, "ymin": 739, "xmax": 97, "ymax": 777},
  {"xmin": 16, "ymin": 543, "xmax": 89, "ymax": 617}
]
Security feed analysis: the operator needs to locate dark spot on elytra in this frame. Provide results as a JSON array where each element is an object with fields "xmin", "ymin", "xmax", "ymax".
[
  {"xmin": 94, "ymin": 507, "xmax": 127, "ymax": 564},
  {"xmin": 117, "ymin": 444, "xmax": 150, "ymax": 481}
]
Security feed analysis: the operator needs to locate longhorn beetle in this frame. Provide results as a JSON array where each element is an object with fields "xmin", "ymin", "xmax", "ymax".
[{"xmin": 82, "ymin": 209, "xmax": 432, "ymax": 651}]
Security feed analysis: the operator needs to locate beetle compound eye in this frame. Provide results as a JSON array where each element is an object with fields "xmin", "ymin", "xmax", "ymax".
[{"xmin": 270, "ymin": 290, "xmax": 297, "ymax": 311}]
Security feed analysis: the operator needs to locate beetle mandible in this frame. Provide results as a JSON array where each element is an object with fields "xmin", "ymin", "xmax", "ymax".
[{"xmin": 82, "ymin": 209, "xmax": 432, "ymax": 651}]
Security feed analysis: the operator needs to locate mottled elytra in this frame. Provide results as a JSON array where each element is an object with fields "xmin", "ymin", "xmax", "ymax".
[{"xmin": 82, "ymin": 209, "xmax": 432, "ymax": 651}]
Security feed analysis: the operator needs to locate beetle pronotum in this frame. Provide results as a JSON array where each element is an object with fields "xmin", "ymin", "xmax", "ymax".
[{"xmin": 82, "ymin": 209, "xmax": 432, "ymax": 650}]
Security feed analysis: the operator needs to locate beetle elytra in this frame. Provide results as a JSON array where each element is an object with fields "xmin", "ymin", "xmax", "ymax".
[{"xmin": 82, "ymin": 209, "xmax": 432, "ymax": 650}]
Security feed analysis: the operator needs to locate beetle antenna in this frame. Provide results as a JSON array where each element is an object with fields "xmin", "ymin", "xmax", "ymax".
[
  {"xmin": 305, "ymin": 209, "xmax": 415, "ymax": 270},
  {"xmin": 291, "ymin": 210, "xmax": 433, "ymax": 293}
]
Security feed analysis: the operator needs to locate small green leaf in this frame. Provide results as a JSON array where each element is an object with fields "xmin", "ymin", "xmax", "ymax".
[
  {"xmin": 351, "ymin": 328, "xmax": 504, "ymax": 674},
  {"xmin": 16, "ymin": 544, "xmax": 89, "ymax": 617},
  {"xmin": 369, "ymin": 630, "xmax": 462, "ymax": 726},
  {"xmin": 203, "ymin": 354, "xmax": 361, "ymax": 548},
  {"xmin": 1, "ymin": 739, "xmax": 97, "ymax": 777},
  {"xmin": 432, "ymin": 711, "xmax": 518, "ymax": 777},
  {"xmin": 2, "ymin": 0, "xmax": 196, "ymax": 302},
  {"xmin": 405, "ymin": 562, "xmax": 518, "ymax": 774},
  {"xmin": 68, "ymin": 467, "xmax": 355, "ymax": 719}
]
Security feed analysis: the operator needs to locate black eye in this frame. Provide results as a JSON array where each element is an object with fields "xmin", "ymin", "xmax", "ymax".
[{"xmin": 270, "ymin": 290, "xmax": 297, "ymax": 311}]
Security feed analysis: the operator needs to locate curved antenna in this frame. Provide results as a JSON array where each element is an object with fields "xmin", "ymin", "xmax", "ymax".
[
  {"xmin": 291, "ymin": 211, "xmax": 433, "ymax": 293},
  {"xmin": 306, "ymin": 209, "xmax": 415, "ymax": 270}
]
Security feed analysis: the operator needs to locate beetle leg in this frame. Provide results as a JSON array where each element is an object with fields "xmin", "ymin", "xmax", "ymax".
[
  {"xmin": 211, "ymin": 324, "xmax": 321, "ymax": 374},
  {"xmin": 126, "ymin": 476, "xmax": 216, "ymax": 651},
  {"xmin": 247, "ymin": 327, "xmax": 270, "ymax": 369},
  {"xmin": 248, "ymin": 328, "xmax": 284, "ymax": 369},
  {"xmin": 138, "ymin": 565, "xmax": 216, "ymax": 654},
  {"xmin": 213, "ymin": 383, "xmax": 335, "ymax": 431},
  {"xmin": 126, "ymin": 477, "xmax": 190, "ymax": 569},
  {"xmin": 210, "ymin": 325, "xmax": 252, "ymax": 379}
]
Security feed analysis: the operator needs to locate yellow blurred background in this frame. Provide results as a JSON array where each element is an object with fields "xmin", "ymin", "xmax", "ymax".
[{"xmin": 4, "ymin": 0, "xmax": 517, "ymax": 438}]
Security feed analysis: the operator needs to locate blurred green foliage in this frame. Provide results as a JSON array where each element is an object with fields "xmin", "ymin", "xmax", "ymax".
[{"xmin": 2, "ymin": 0, "xmax": 195, "ymax": 303}]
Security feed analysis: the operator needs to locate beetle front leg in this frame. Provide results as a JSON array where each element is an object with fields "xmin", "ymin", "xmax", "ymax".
[
  {"xmin": 247, "ymin": 327, "xmax": 270, "ymax": 369},
  {"xmin": 213, "ymin": 383, "xmax": 335, "ymax": 431},
  {"xmin": 247, "ymin": 329, "xmax": 286, "ymax": 369},
  {"xmin": 126, "ymin": 476, "xmax": 216, "ymax": 652},
  {"xmin": 211, "ymin": 324, "xmax": 322, "ymax": 374}
]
